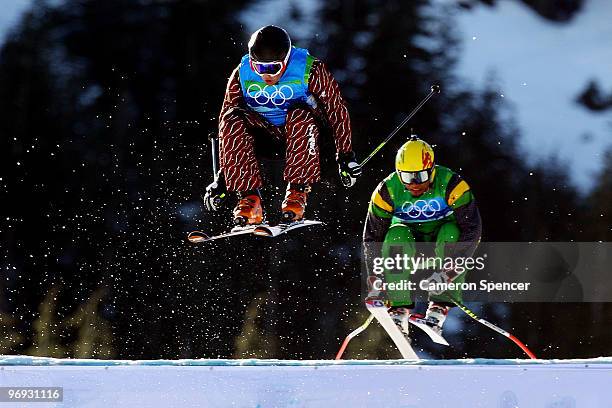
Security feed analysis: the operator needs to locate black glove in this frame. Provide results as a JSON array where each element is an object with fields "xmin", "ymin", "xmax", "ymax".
[
  {"xmin": 203, "ymin": 171, "xmax": 228, "ymax": 211},
  {"xmin": 337, "ymin": 151, "xmax": 362, "ymax": 187}
]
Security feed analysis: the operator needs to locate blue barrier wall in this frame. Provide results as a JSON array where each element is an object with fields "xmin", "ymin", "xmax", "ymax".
[{"xmin": 1, "ymin": 356, "xmax": 611, "ymax": 407}]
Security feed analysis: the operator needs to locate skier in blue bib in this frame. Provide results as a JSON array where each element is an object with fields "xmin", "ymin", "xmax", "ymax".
[{"xmin": 204, "ymin": 25, "xmax": 361, "ymax": 225}]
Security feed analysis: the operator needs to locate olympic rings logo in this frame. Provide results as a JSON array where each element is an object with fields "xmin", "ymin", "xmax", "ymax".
[
  {"xmin": 246, "ymin": 83, "xmax": 294, "ymax": 106},
  {"xmin": 400, "ymin": 199, "xmax": 442, "ymax": 219}
]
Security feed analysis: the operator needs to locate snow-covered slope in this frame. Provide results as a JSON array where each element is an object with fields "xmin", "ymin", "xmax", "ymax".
[
  {"xmin": 453, "ymin": 0, "xmax": 612, "ymax": 190},
  {"xmin": 1, "ymin": 356, "xmax": 611, "ymax": 407}
]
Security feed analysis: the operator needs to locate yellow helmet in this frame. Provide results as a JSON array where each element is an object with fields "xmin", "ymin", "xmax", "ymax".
[{"xmin": 395, "ymin": 136, "xmax": 435, "ymax": 184}]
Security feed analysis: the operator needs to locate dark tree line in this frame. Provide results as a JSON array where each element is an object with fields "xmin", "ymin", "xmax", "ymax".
[{"xmin": 0, "ymin": 0, "xmax": 610, "ymax": 360}]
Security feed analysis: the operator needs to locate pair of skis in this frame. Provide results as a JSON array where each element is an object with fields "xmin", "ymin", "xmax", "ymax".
[
  {"xmin": 335, "ymin": 299, "xmax": 448, "ymax": 360},
  {"xmin": 187, "ymin": 220, "xmax": 322, "ymax": 243},
  {"xmin": 336, "ymin": 297, "xmax": 537, "ymax": 360}
]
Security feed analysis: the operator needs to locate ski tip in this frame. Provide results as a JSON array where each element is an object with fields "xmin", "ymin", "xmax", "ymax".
[{"xmin": 187, "ymin": 231, "xmax": 210, "ymax": 243}]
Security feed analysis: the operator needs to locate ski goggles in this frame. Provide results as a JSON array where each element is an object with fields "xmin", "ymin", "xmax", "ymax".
[
  {"xmin": 398, "ymin": 168, "xmax": 433, "ymax": 184},
  {"xmin": 251, "ymin": 60, "xmax": 285, "ymax": 75},
  {"xmin": 250, "ymin": 49, "xmax": 291, "ymax": 76}
]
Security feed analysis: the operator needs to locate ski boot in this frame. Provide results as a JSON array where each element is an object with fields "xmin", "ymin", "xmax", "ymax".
[
  {"xmin": 388, "ymin": 306, "xmax": 411, "ymax": 338},
  {"xmin": 281, "ymin": 183, "xmax": 310, "ymax": 222},
  {"xmin": 424, "ymin": 302, "xmax": 450, "ymax": 335},
  {"xmin": 364, "ymin": 276, "xmax": 387, "ymax": 305},
  {"xmin": 233, "ymin": 192, "xmax": 264, "ymax": 226}
]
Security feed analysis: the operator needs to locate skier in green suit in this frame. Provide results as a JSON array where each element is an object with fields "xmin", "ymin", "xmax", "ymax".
[{"xmin": 363, "ymin": 135, "xmax": 482, "ymax": 335}]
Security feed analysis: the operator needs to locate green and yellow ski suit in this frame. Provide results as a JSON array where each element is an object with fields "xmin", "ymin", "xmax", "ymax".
[{"xmin": 363, "ymin": 165, "xmax": 482, "ymax": 306}]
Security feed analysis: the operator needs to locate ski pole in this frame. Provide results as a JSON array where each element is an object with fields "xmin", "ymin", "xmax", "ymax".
[
  {"xmin": 208, "ymin": 131, "xmax": 219, "ymax": 176},
  {"xmin": 335, "ymin": 314, "xmax": 375, "ymax": 360},
  {"xmin": 449, "ymin": 297, "xmax": 537, "ymax": 359},
  {"xmin": 359, "ymin": 84, "xmax": 441, "ymax": 168},
  {"xmin": 206, "ymin": 131, "xmax": 226, "ymax": 207}
]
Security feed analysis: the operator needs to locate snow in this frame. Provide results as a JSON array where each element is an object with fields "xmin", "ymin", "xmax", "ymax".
[
  {"xmin": 2, "ymin": 355, "xmax": 612, "ymax": 366},
  {"xmin": 1, "ymin": 356, "xmax": 611, "ymax": 407},
  {"xmin": 451, "ymin": 0, "xmax": 612, "ymax": 190},
  {"xmin": 0, "ymin": 0, "xmax": 32, "ymax": 42}
]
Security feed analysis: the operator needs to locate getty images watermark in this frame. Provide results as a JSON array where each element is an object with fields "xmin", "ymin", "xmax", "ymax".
[
  {"xmin": 370, "ymin": 254, "xmax": 532, "ymax": 293},
  {"xmin": 362, "ymin": 242, "xmax": 612, "ymax": 302}
]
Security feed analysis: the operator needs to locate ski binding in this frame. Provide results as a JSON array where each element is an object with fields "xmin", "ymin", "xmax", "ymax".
[{"xmin": 408, "ymin": 314, "xmax": 449, "ymax": 346}]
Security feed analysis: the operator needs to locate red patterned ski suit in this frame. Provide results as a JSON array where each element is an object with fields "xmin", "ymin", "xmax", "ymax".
[{"xmin": 218, "ymin": 60, "xmax": 353, "ymax": 191}]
